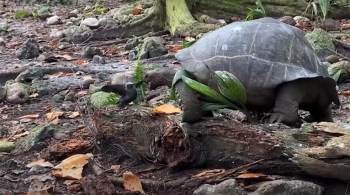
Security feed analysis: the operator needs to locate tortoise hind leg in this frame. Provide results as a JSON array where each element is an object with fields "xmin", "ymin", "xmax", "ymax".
[
  {"xmin": 269, "ymin": 82, "xmax": 300, "ymax": 126},
  {"xmin": 175, "ymin": 81, "xmax": 204, "ymax": 123}
]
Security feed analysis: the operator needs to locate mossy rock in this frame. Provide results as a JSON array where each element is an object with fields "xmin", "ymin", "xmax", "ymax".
[
  {"xmin": 90, "ymin": 91, "xmax": 120, "ymax": 109},
  {"xmin": 0, "ymin": 141, "xmax": 15, "ymax": 152},
  {"xmin": 305, "ymin": 28, "xmax": 335, "ymax": 58}
]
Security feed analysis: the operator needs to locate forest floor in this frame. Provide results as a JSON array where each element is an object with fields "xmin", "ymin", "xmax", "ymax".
[{"xmin": 1, "ymin": 1, "xmax": 350, "ymax": 195}]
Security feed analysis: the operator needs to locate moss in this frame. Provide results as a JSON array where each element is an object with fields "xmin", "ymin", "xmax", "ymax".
[
  {"xmin": 305, "ymin": 28, "xmax": 335, "ymax": 53},
  {"xmin": 90, "ymin": 91, "xmax": 120, "ymax": 109},
  {"xmin": 15, "ymin": 10, "xmax": 32, "ymax": 20},
  {"xmin": 0, "ymin": 141, "xmax": 15, "ymax": 152}
]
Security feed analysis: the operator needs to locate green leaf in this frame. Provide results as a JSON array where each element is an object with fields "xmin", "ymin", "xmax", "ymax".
[
  {"xmin": 214, "ymin": 71, "xmax": 247, "ymax": 105},
  {"xmin": 332, "ymin": 69, "xmax": 343, "ymax": 82},
  {"xmin": 319, "ymin": 0, "xmax": 330, "ymax": 20},
  {"xmin": 202, "ymin": 103, "xmax": 230, "ymax": 111},
  {"xmin": 181, "ymin": 76, "xmax": 232, "ymax": 105}
]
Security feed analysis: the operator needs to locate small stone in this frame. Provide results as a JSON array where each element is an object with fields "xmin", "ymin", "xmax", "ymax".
[
  {"xmin": 128, "ymin": 50, "xmax": 138, "ymax": 61},
  {"xmin": 92, "ymin": 55, "xmax": 106, "ymax": 64},
  {"xmin": 138, "ymin": 37, "xmax": 168, "ymax": 59},
  {"xmin": 279, "ymin": 16, "xmax": 296, "ymax": 26},
  {"xmin": 319, "ymin": 19, "xmax": 341, "ymax": 31},
  {"xmin": 46, "ymin": 15, "xmax": 61, "ymax": 25},
  {"xmin": 64, "ymin": 91, "xmax": 75, "ymax": 101},
  {"xmin": 145, "ymin": 67, "xmax": 177, "ymax": 89},
  {"xmin": 252, "ymin": 180, "xmax": 323, "ymax": 195},
  {"xmin": 0, "ymin": 37, "xmax": 5, "ymax": 46},
  {"xmin": 68, "ymin": 9, "xmax": 79, "ymax": 18},
  {"xmin": 125, "ymin": 37, "xmax": 140, "ymax": 50},
  {"xmin": 194, "ymin": 179, "xmax": 247, "ymax": 195},
  {"xmin": 49, "ymin": 29, "xmax": 65, "ymax": 39},
  {"xmin": 0, "ymin": 20, "xmax": 9, "ymax": 32},
  {"xmin": 82, "ymin": 76, "xmax": 95, "ymax": 88},
  {"xmin": 16, "ymin": 38, "xmax": 40, "ymax": 59},
  {"xmin": 81, "ymin": 17, "xmax": 99, "ymax": 28},
  {"xmin": 82, "ymin": 46, "xmax": 102, "ymax": 59},
  {"xmin": 326, "ymin": 55, "xmax": 341, "ymax": 64},
  {"xmin": 5, "ymin": 82, "xmax": 30, "ymax": 104}
]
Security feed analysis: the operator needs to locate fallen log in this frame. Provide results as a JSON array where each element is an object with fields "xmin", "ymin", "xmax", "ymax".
[{"xmin": 93, "ymin": 106, "xmax": 350, "ymax": 182}]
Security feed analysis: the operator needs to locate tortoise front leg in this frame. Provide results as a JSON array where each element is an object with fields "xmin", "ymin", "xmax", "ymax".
[
  {"xmin": 175, "ymin": 81, "xmax": 204, "ymax": 123},
  {"xmin": 269, "ymin": 83, "xmax": 300, "ymax": 126}
]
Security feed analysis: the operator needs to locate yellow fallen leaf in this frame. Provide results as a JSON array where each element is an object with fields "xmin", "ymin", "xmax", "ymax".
[
  {"xmin": 68, "ymin": 112, "xmax": 80, "ymax": 119},
  {"xmin": 123, "ymin": 171, "xmax": 145, "ymax": 194},
  {"xmin": 153, "ymin": 104, "xmax": 181, "ymax": 115},
  {"xmin": 46, "ymin": 111, "xmax": 64, "ymax": 122},
  {"xmin": 18, "ymin": 114, "xmax": 40, "ymax": 120},
  {"xmin": 236, "ymin": 172, "xmax": 266, "ymax": 179},
  {"xmin": 52, "ymin": 153, "xmax": 93, "ymax": 180}
]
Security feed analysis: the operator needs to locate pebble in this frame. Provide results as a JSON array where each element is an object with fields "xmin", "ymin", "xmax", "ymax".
[{"xmin": 46, "ymin": 15, "xmax": 61, "ymax": 25}]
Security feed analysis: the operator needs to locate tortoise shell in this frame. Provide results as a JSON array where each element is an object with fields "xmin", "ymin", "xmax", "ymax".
[{"xmin": 176, "ymin": 17, "xmax": 330, "ymax": 106}]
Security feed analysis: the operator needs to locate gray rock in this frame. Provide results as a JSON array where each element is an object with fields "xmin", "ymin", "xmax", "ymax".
[
  {"xmin": 68, "ymin": 9, "xmax": 79, "ymax": 18},
  {"xmin": 81, "ymin": 17, "xmax": 99, "ymax": 28},
  {"xmin": 16, "ymin": 39, "xmax": 40, "ymax": 59},
  {"xmin": 125, "ymin": 37, "xmax": 140, "ymax": 50},
  {"xmin": 46, "ymin": 15, "xmax": 61, "ymax": 25},
  {"xmin": 5, "ymin": 82, "xmax": 30, "ymax": 104},
  {"xmin": 82, "ymin": 46, "xmax": 102, "ymax": 59},
  {"xmin": 49, "ymin": 29, "xmax": 65, "ymax": 39},
  {"xmin": 92, "ymin": 55, "xmax": 106, "ymax": 64},
  {"xmin": 0, "ymin": 20, "xmax": 9, "ymax": 32},
  {"xmin": 64, "ymin": 25, "xmax": 92, "ymax": 43},
  {"xmin": 111, "ymin": 71, "xmax": 134, "ymax": 86},
  {"xmin": 0, "ymin": 37, "xmax": 5, "ymax": 46},
  {"xmin": 14, "ymin": 125, "xmax": 57, "ymax": 153},
  {"xmin": 293, "ymin": 16, "xmax": 310, "ymax": 23},
  {"xmin": 194, "ymin": 179, "xmax": 247, "ymax": 195},
  {"xmin": 138, "ymin": 37, "xmax": 168, "ymax": 59},
  {"xmin": 145, "ymin": 67, "xmax": 177, "ymax": 89},
  {"xmin": 128, "ymin": 50, "xmax": 138, "ymax": 61},
  {"xmin": 250, "ymin": 180, "xmax": 323, "ymax": 195}
]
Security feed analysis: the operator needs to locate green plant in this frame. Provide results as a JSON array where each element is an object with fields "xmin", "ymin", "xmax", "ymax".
[
  {"xmin": 246, "ymin": 0, "xmax": 266, "ymax": 21},
  {"xmin": 181, "ymin": 70, "xmax": 247, "ymax": 112},
  {"xmin": 304, "ymin": 0, "xmax": 332, "ymax": 21},
  {"xmin": 15, "ymin": 10, "xmax": 32, "ymax": 20},
  {"xmin": 134, "ymin": 60, "xmax": 146, "ymax": 102}
]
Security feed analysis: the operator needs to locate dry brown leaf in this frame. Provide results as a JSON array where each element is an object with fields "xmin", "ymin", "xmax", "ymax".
[
  {"xmin": 132, "ymin": 4, "xmax": 144, "ymax": 16},
  {"xmin": 18, "ymin": 114, "xmax": 40, "ymax": 120},
  {"xmin": 168, "ymin": 44, "xmax": 183, "ymax": 53},
  {"xmin": 27, "ymin": 159, "xmax": 54, "ymax": 168},
  {"xmin": 10, "ymin": 131, "xmax": 30, "ymax": 140},
  {"xmin": 236, "ymin": 172, "xmax": 266, "ymax": 179},
  {"xmin": 55, "ymin": 54, "xmax": 75, "ymax": 61},
  {"xmin": 74, "ymin": 59, "xmax": 89, "ymax": 66},
  {"xmin": 153, "ymin": 104, "xmax": 181, "ymax": 115},
  {"xmin": 52, "ymin": 153, "xmax": 93, "ymax": 180},
  {"xmin": 46, "ymin": 111, "xmax": 64, "ymax": 122},
  {"xmin": 111, "ymin": 165, "xmax": 121, "ymax": 173},
  {"xmin": 68, "ymin": 112, "xmax": 80, "ymax": 119},
  {"xmin": 194, "ymin": 169, "xmax": 225, "ymax": 178},
  {"xmin": 29, "ymin": 93, "xmax": 40, "ymax": 98},
  {"xmin": 339, "ymin": 90, "xmax": 350, "ymax": 96},
  {"xmin": 123, "ymin": 171, "xmax": 145, "ymax": 194}
]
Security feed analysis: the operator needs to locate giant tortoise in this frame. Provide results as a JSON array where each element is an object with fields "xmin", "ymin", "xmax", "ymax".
[{"xmin": 173, "ymin": 17, "xmax": 340, "ymax": 125}]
